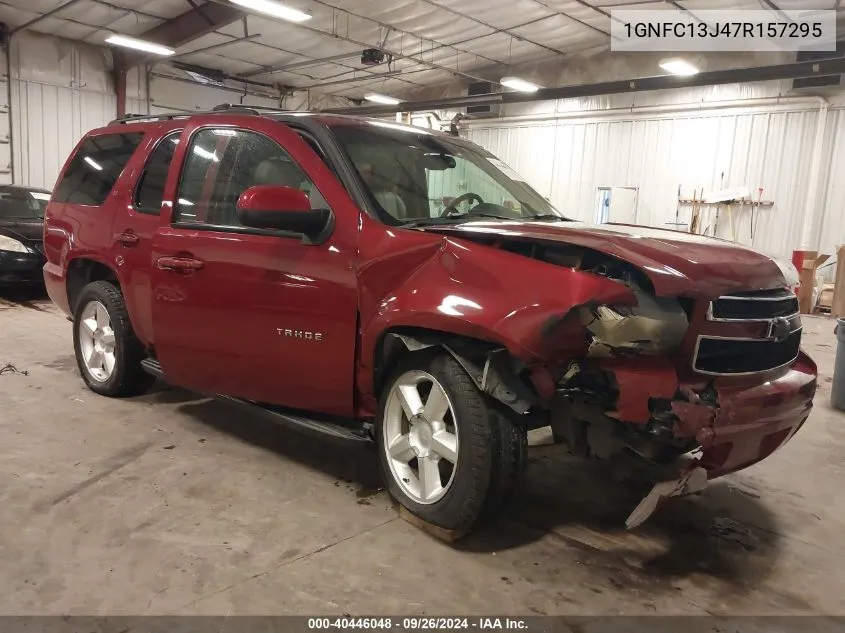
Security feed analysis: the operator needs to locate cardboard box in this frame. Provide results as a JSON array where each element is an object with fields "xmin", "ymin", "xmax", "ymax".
[
  {"xmin": 798, "ymin": 251, "xmax": 830, "ymax": 314},
  {"xmin": 818, "ymin": 283, "xmax": 835, "ymax": 311}
]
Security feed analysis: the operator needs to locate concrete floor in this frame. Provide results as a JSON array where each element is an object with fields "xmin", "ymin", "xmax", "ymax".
[{"xmin": 1, "ymin": 287, "xmax": 844, "ymax": 616}]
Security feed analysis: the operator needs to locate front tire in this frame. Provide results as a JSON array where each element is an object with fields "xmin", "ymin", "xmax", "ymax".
[
  {"xmin": 376, "ymin": 350, "xmax": 527, "ymax": 533},
  {"xmin": 73, "ymin": 281, "xmax": 154, "ymax": 397}
]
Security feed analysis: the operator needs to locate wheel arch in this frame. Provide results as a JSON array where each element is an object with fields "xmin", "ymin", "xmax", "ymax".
[
  {"xmin": 66, "ymin": 257, "xmax": 119, "ymax": 315},
  {"xmin": 373, "ymin": 326, "xmax": 542, "ymax": 415}
]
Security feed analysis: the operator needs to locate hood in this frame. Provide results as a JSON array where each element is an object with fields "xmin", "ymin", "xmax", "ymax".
[
  {"xmin": 427, "ymin": 220, "xmax": 794, "ymax": 297},
  {"xmin": 0, "ymin": 219, "xmax": 44, "ymax": 243}
]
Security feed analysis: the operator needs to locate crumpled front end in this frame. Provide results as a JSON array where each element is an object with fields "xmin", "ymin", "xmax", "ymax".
[{"xmin": 550, "ymin": 285, "xmax": 817, "ymax": 527}]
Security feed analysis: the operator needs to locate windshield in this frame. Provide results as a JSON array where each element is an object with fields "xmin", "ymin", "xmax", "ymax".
[
  {"xmin": 331, "ymin": 122, "xmax": 566, "ymax": 225},
  {"xmin": 0, "ymin": 188, "xmax": 49, "ymax": 219}
]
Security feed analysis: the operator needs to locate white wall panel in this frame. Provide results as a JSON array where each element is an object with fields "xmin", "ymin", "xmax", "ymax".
[
  {"xmin": 7, "ymin": 31, "xmax": 118, "ymax": 190},
  {"xmin": 817, "ymin": 109, "xmax": 845, "ymax": 259},
  {"xmin": 0, "ymin": 49, "xmax": 11, "ymax": 185},
  {"xmin": 465, "ymin": 103, "xmax": 840, "ymax": 260},
  {"xmin": 149, "ymin": 75, "xmax": 279, "ymax": 114},
  {"xmin": 11, "ymin": 80, "xmax": 116, "ymax": 190}
]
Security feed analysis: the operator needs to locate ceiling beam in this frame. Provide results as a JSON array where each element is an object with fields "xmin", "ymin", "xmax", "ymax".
[
  {"xmin": 116, "ymin": 2, "xmax": 244, "ymax": 68},
  {"xmin": 241, "ymin": 52, "xmax": 362, "ymax": 78},
  {"xmin": 206, "ymin": 0, "xmax": 492, "ymax": 84}
]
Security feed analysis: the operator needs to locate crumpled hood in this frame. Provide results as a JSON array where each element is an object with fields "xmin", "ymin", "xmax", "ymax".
[{"xmin": 428, "ymin": 220, "xmax": 796, "ymax": 297}]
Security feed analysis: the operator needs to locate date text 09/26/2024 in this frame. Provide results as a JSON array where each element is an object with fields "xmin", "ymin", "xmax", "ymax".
[{"xmin": 308, "ymin": 618, "xmax": 528, "ymax": 630}]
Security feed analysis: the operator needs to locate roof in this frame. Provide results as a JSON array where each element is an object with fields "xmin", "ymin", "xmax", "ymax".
[{"xmin": 107, "ymin": 105, "xmax": 450, "ymax": 137}]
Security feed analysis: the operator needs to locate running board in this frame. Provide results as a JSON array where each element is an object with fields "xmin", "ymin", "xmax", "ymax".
[
  {"xmin": 217, "ymin": 395, "xmax": 372, "ymax": 444},
  {"xmin": 140, "ymin": 359, "xmax": 369, "ymax": 444},
  {"xmin": 141, "ymin": 358, "xmax": 163, "ymax": 378}
]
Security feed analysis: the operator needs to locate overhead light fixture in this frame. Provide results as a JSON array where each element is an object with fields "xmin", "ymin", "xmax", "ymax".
[
  {"xmin": 659, "ymin": 58, "xmax": 699, "ymax": 76},
  {"xmin": 500, "ymin": 76, "xmax": 540, "ymax": 93},
  {"xmin": 230, "ymin": 0, "xmax": 312, "ymax": 22},
  {"xmin": 29, "ymin": 192, "xmax": 51, "ymax": 201},
  {"xmin": 365, "ymin": 93, "xmax": 402, "ymax": 105},
  {"xmin": 84, "ymin": 156, "xmax": 103, "ymax": 171},
  {"xmin": 105, "ymin": 34, "xmax": 175, "ymax": 56}
]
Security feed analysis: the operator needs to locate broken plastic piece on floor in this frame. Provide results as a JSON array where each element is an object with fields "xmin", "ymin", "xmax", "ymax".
[{"xmin": 625, "ymin": 466, "xmax": 708, "ymax": 529}]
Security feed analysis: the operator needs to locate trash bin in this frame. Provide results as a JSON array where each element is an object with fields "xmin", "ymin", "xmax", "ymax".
[{"xmin": 833, "ymin": 318, "xmax": 845, "ymax": 411}]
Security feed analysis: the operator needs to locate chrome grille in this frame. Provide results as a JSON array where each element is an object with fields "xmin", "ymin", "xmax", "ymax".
[
  {"xmin": 708, "ymin": 288, "xmax": 798, "ymax": 321},
  {"xmin": 695, "ymin": 289, "xmax": 802, "ymax": 376}
]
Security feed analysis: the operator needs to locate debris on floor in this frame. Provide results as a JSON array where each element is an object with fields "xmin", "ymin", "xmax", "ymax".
[{"xmin": 0, "ymin": 363, "xmax": 28, "ymax": 376}]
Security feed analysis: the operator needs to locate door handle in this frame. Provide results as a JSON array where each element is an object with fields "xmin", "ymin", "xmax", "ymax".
[
  {"xmin": 157, "ymin": 256, "xmax": 205, "ymax": 272},
  {"xmin": 117, "ymin": 231, "xmax": 139, "ymax": 247}
]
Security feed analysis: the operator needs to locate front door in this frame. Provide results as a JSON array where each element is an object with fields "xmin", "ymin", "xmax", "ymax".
[{"xmin": 150, "ymin": 116, "xmax": 359, "ymax": 417}]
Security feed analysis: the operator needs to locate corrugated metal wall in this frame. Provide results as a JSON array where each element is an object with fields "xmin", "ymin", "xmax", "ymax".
[
  {"xmin": 465, "ymin": 101, "xmax": 845, "ymax": 260},
  {"xmin": 4, "ymin": 32, "xmax": 121, "ymax": 190},
  {"xmin": 11, "ymin": 81, "xmax": 116, "ymax": 190}
]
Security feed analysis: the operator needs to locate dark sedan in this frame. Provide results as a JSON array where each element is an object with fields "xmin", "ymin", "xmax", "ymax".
[{"xmin": 0, "ymin": 185, "xmax": 51, "ymax": 285}]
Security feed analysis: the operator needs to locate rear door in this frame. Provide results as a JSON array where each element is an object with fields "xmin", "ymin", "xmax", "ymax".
[
  {"xmin": 113, "ymin": 126, "xmax": 182, "ymax": 344},
  {"xmin": 150, "ymin": 115, "xmax": 360, "ymax": 417}
]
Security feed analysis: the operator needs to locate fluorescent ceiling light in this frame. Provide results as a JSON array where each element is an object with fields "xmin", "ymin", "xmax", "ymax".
[
  {"xmin": 29, "ymin": 192, "xmax": 51, "ymax": 201},
  {"xmin": 365, "ymin": 93, "xmax": 402, "ymax": 105},
  {"xmin": 212, "ymin": 129, "xmax": 238, "ymax": 136},
  {"xmin": 500, "ymin": 76, "xmax": 540, "ymax": 93},
  {"xmin": 659, "ymin": 58, "xmax": 699, "ymax": 76},
  {"xmin": 84, "ymin": 156, "xmax": 103, "ymax": 171},
  {"xmin": 230, "ymin": 0, "xmax": 312, "ymax": 22},
  {"xmin": 105, "ymin": 34, "xmax": 175, "ymax": 56}
]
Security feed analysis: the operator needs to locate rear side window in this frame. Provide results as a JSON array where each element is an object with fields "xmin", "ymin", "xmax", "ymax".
[
  {"xmin": 134, "ymin": 132, "xmax": 180, "ymax": 215},
  {"xmin": 53, "ymin": 132, "xmax": 144, "ymax": 206}
]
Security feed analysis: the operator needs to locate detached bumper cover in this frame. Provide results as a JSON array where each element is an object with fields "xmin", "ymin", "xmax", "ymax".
[{"xmin": 0, "ymin": 250, "xmax": 45, "ymax": 283}]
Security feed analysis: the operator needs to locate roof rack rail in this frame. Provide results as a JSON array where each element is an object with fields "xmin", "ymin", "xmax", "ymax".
[
  {"xmin": 108, "ymin": 103, "xmax": 289, "ymax": 126},
  {"xmin": 212, "ymin": 103, "xmax": 287, "ymax": 114},
  {"xmin": 108, "ymin": 112, "xmax": 192, "ymax": 125}
]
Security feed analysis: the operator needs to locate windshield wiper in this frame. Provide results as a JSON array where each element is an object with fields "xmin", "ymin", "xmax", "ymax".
[
  {"xmin": 456, "ymin": 211, "xmax": 517, "ymax": 221},
  {"xmin": 528, "ymin": 214, "xmax": 570, "ymax": 222},
  {"xmin": 400, "ymin": 211, "xmax": 514, "ymax": 228}
]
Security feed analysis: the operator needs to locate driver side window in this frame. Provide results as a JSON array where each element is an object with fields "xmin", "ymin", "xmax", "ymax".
[{"xmin": 174, "ymin": 128, "xmax": 328, "ymax": 228}]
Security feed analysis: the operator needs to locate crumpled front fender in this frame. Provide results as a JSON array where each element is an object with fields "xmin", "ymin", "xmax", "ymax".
[{"xmin": 356, "ymin": 227, "xmax": 636, "ymax": 408}]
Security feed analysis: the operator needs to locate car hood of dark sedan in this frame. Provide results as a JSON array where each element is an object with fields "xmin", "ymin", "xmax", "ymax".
[{"xmin": 0, "ymin": 219, "xmax": 44, "ymax": 242}]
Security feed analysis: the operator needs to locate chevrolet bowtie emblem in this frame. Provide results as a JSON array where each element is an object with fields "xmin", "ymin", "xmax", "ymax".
[{"xmin": 768, "ymin": 317, "xmax": 791, "ymax": 342}]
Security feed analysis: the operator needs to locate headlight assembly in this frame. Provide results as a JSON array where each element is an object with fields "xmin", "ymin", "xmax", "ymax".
[
  {"xmin": 0, "ymin": 235, "xmax": 29, "ymax": 253},
  {"xmin": 581, "ymin": 289, "xmax": 688, "ymax": 356}
]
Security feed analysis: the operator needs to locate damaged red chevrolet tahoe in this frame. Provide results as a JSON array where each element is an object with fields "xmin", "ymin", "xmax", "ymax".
[{"xmin": 43, "ymin": 110, "xmax": 816, "ymax": 534}]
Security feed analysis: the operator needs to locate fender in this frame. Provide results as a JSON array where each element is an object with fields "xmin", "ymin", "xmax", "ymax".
[{"xmin": 356, "ymin": 226, "xmax": 637, "ymax": 411}]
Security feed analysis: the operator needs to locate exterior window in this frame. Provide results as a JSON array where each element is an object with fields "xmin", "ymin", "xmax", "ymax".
[
  {"xmin": 174, "ymin": 128, "xmax": 327, "ymax": 228},
  {"xmin": 134, "ymin": 132, "xmax": 181, "ymax": 215},
  {"xmin": 53, "ymin": 132, "xmax": 144, "ymax": 206}
]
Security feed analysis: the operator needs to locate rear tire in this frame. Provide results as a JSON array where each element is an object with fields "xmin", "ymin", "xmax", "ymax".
[
  {"xmin": 73, "ymin": 281, "xmax": 154, "ymax": 397},
  {"xmin": 376, "ymin": 350, "xmax": 527, "ymax": 533}
]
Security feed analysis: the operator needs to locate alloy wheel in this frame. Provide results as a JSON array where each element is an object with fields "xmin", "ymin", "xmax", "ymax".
[
  {"xmin": 78, "ymin": 300, "xmax": 117, "ymax": 383},
  {"xmin": 383, "ymin": 370, "xmax": 460, "ymax": 504}
]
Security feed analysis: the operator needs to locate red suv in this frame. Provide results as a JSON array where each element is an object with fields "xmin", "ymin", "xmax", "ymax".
[{"xmin": 43, "ymin": 106, "xmax": 817, "ymax": 534}]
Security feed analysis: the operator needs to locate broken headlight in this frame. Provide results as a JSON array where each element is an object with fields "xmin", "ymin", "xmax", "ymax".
[{"xmin": 581, "ymin": 289, "xmax": 688, "ymax": 356}]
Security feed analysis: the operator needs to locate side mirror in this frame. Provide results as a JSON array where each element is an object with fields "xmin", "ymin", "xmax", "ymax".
[{"xmin": 236, "ymin": 185, "xmax": 330, "ymax": 240}]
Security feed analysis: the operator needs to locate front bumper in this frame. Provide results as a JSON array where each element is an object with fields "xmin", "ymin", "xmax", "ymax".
[
  {"xmin": 0, "ymin": 250, "xmax": 45, "ymax": 284},
  {"xmin": 613, "ymin": 352, "xmax": 816, "ymax": 528},
  {"xmin": 685, "ymin": 351, "xmax": 817, "ymax": 478}
]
